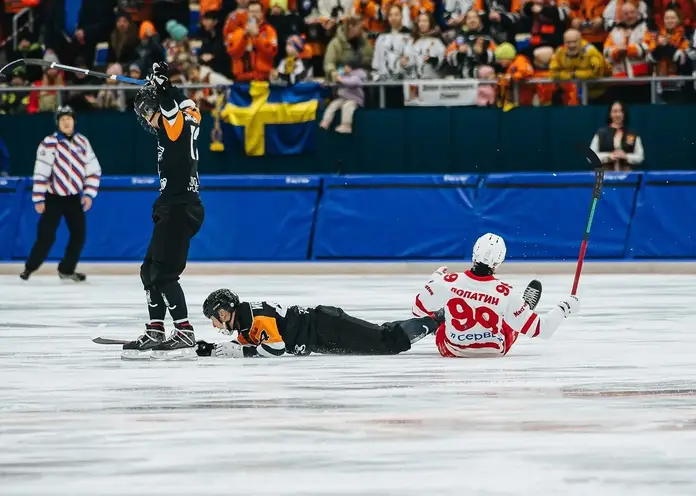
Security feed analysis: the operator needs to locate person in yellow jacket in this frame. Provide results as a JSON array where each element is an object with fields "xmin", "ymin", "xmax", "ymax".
[{"xmin": 550, "ymin": 28, "xmax": 610, "ymax": 103}]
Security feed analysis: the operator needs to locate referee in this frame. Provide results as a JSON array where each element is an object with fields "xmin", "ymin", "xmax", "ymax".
[{"xmin": 20, "ymin": 106, "xmax": 102, "ymax": 282}]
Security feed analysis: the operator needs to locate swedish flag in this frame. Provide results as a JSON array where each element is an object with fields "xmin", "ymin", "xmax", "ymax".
[{"xmin": 220, "ymin": 81, "xmax": 320, "ymax": 156}]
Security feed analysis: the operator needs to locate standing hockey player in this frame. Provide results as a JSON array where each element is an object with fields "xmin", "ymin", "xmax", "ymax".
[
  {"xmin": 412, "ymin": 233, "xmax": 580, "ymax": 357},
  {"xmin": 196, "ymin": 289, "xmax": 442, "ymax": 357},
  {"xmin": 122, "ymin": 62, "xmax": 205, "ymax": 360}
]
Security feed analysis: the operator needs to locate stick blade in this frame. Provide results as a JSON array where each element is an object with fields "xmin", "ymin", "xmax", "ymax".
[
  {"xmin": 93, "ymin": 336, "xmax": 129, "ymax": 345},
  {"xmin": 0, "ymin": 59, "xmax": 26, "ymax": 82},
  {"xmin": 575, "ymin": 146, "xmax": 605, "ymax": 197}
]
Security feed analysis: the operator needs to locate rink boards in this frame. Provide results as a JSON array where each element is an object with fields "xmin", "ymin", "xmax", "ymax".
[{"xmin": 1, "ymin": 171, "xmax": 695, "ymax": 261}]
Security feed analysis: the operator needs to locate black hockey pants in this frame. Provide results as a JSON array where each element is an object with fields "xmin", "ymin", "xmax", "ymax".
[
  {"xmin": 141, "ymin": 202, "xmax": 204, "ymax": 322},
  {"xmin": 25, "ymin": 194, "xmax": 85, "ymax": 274},
  {"xmin": 286, "ymin": 306, "xmax": 439, "ymax": 355}
]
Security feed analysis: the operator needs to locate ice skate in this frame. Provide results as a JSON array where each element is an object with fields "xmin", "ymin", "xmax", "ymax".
[
  {"xmin": 121, "ymin": 323, "xmax": 165, "ymax": 360},
  {"xmin": 59, "ymin": 271, "xmax": 87, "ymax": 282},
  {"xmin": 431, "ymin": 308, "xmax": 445, "ymax": 326},
  {"xmin": 19, "ymin": 270, "xmax": 31, "ymax": 281},
  {"xmin": 523, "ymin": 279, "xmax": 542, "ymax": 310},
  {"xmin": 150, "ymin": 322, "xmax": 197, "ymax": 360}
]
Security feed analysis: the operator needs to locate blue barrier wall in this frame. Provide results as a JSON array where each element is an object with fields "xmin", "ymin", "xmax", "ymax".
[{"xmin": 0, "ymin": 172, "xmax": 693, "ymax": 261}]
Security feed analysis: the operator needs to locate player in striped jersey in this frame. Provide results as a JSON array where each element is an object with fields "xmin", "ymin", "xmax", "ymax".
[
  {"xmin": 412, "ymin": 233, "xmax": 580, "ymax": 357},
  {"xmin": 21, "ymin": 105, "xmax": 101, "ymax": 282}
]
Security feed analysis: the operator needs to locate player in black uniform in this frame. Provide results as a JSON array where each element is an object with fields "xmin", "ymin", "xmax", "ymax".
[
  {"xmin": 195, "ymin": 289, "xmax": 444, "ymax": 358},
  {"xmin": 122, "ymin": 62, "xmax": 205, "ymax": 360}
]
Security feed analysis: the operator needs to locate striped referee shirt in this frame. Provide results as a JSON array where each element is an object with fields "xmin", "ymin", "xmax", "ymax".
[{"xmin": 32, "ymin": 132, "xmax": 102, "ymax": 203}]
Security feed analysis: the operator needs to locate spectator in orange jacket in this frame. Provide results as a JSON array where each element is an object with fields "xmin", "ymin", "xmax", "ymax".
[
  {"xmin": 227, "ymin": 0, "xmax": 279, "ymax": 81},
  {"xmin": 352, "ymin": 0, "xmax": 387, "ymax": 40},
  {"xmin": 201, "ymin": 0, "xmax": 223, "ymax": 15},
  {"xmin": 493, "ymin": 42, "xmax": 535, "ymax": 109},
  {"xmin": 569, "ymin": 0, "xmax": 609, "ymax": 45},
  {"xmin": 224, "ymin": 0, "xmax": 251, "ymax": 39},
  {"xmin": 646, "ymin": 8, "xmax": 689, "ymax": 100},
  {"xmin": 603, "ymin": 2, "xmax": 649, "ymax": 78},
  {"xmin": 645, "ymin": 8, "xmax": 689, "ymax": 76}
]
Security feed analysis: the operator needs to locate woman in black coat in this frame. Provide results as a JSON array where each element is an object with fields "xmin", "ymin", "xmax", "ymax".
[{"xmin": 589, "ymin": 101, "xmax": 645, "ymax": 171}]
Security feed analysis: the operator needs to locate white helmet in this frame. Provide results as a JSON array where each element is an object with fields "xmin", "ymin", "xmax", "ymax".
[{"xmin": 472, "ymin": 233, "xmax": 507, "ymax": 270}]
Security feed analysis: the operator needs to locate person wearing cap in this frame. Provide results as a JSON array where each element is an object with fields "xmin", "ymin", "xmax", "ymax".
[
  {"xmin": 20, "ymin": 106, "xmax": 102, "ymax": 282},
  {"xmin": 271, "ymin": 35, "xmax": 312, "ymax": 84}
]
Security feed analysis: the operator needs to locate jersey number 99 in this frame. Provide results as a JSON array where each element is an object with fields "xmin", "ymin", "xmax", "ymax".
[{"xmin": 447, "ymin": 297, "xmax": 500, "ymax": 334}]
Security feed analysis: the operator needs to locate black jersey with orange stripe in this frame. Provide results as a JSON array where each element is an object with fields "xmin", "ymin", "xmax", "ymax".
[
  {"xmin": 154, "ymin": 85, "xmax": 202, "ymax": 206},
  {"xmin": 232, "ymin": 301, "xmax": 290, "ymax": 357}
]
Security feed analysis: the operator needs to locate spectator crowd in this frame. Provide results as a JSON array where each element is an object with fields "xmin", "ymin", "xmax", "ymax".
[{"xmin": 0, "ymin": 0, "xmax": 694, "ymax": 114}]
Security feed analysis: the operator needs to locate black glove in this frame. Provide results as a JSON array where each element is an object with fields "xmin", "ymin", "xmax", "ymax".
[
  {"xmin": 196, "ymin": 340, "xmax": 215, "ymax": 357},
  {"xmin": 149, "ymin": 61, "xmax": 171, "ymax": 92}
]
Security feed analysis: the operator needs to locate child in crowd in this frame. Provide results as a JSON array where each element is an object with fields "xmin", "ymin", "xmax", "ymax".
[
  {"xmin": 319, "ymin": 56, "xmax": 367, "ymax": 134},
  {"xmin": 271, "ymin": 35, "xmax": 313, "ymax": 84}
]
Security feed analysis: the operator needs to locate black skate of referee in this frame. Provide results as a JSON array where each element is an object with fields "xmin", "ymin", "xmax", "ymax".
[
  {"xmin": 197, "ymin": 289, "xmax": 443, "ymax": 358},
  {"xmin": 122, "ymin": 62, "xmax": 205, "ymax": 360}
]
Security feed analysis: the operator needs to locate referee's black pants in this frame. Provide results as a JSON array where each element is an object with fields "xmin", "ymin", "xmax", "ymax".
[{"xmin": 25, "ymin": 194, "xmax": 86, "ymax": 274}]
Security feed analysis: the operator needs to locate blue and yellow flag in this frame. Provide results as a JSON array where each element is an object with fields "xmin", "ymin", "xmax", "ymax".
[{"xmin": 220, "ymin": 81, "xmax": 320, "ymax": 157}]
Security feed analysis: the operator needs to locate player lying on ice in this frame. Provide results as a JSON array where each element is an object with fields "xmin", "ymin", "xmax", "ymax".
[
  {"xmin": 195, "ymin": 290, "xmax": 443, "ymax": 357},
  {"xmin": 412, "ymin": 233, "xmax": 580, "ymax": 357}
]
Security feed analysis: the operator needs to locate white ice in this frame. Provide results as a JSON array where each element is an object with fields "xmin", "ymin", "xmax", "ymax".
[{"xmin": 1, "ymin": 272, "xmax": 696, "ymax": 496}]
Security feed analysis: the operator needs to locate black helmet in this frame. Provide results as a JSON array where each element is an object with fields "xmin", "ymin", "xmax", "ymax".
[
  {"xmin": 203, "ymin": 289, "xmax": 240, "ymax": 319},
  {"xmin": 55, "ymin": 105, "xmax": 75, "ymax": 125},
  {"xmin": 134, "ymin": 83, "xmax": 159, "ymax": 134}
]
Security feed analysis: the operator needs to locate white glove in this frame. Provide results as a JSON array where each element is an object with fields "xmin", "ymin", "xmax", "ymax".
[
  {"xmin": 674, "ymin": 49, "xmax": 686, "ymax": 65},
  {"xmin": 558, "ymin": 295, "xmax": 580, "ymax": 317},
  {"xmin": 214, "ymin": 341, "xmax": 245, "ymax": 358}
]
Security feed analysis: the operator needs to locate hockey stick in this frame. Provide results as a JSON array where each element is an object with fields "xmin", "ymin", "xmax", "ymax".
[
  {"xmin": 571, "ymin": 149, "xmax": 605, "ymax": 296},
  {"xmin": 0, "ymin": 58, "xmax": 147, "ymax": 85},
  {"xmin": 93, "ymin": 337, "xmax": 130, "ymax": 345}
]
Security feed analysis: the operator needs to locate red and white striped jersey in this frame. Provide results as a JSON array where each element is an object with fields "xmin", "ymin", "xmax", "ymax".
[
  {"xmin": 32, "ymin": 132, "xmax": 102, "ymax": 203},
  {"xmin": 412, "ymin": 267, "xmax": 566, "ymax": 357}
]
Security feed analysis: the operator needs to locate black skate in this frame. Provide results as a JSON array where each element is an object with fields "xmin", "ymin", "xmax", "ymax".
[
  {"xmin": 431, "ymin": 308, "xmax": 446, "ymax": 326},
  {"xmin": 523, "ymin": 279, "xmax": 543, "ymax": 310},
  {"xmin": 59, "ymin": 271, "xmax": 87, "ymax": 282},
  {"xmin": 150, "ymin": 322, "xmax": 197, "ymax": 360},
  {"xmin": 121, "ymin": 324, "xmax": 165, "ymax": 360},
  {"xmin": 19, "ymin": 270, "xmax": 31, "ymax": 281}
]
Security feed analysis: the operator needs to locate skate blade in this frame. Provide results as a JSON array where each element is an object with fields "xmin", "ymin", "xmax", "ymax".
[
  {"xmin": 150, "ymin": 347, "xmax": 198, "ymax": 361},
  {"xmin": 121, "ymin": 349, "xmax": 153, "ymax": 361}
]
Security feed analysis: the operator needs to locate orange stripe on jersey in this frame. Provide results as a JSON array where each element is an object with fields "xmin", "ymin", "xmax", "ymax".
[
  {"xmin": 249, "ymin": 316, "xmax": 284, "ymax": 345},
  {"xmin": 162, "ymin": 111, "xmax": 184, "ymax": 141},
  {"xmin": 184, "ymin": 107, "xmax": 201, "ymax": 124}
]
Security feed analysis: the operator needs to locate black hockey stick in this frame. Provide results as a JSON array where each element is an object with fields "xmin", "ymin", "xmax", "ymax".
[
  {"xmin": 93, "ymin": 337, "xmax": 130, "ymax": 345},
  {"xmin": 0, "ymin": 58, "xmax": 147, "ymax": 85},
  {"xmin": 571, "ymin": 149, "xmax": 605, "ymax": 295}
]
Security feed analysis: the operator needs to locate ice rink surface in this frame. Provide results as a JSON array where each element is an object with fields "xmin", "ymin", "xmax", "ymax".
[{"xmin": 1, "ymin": 271, "xmax": 696, "ymax": 496}]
